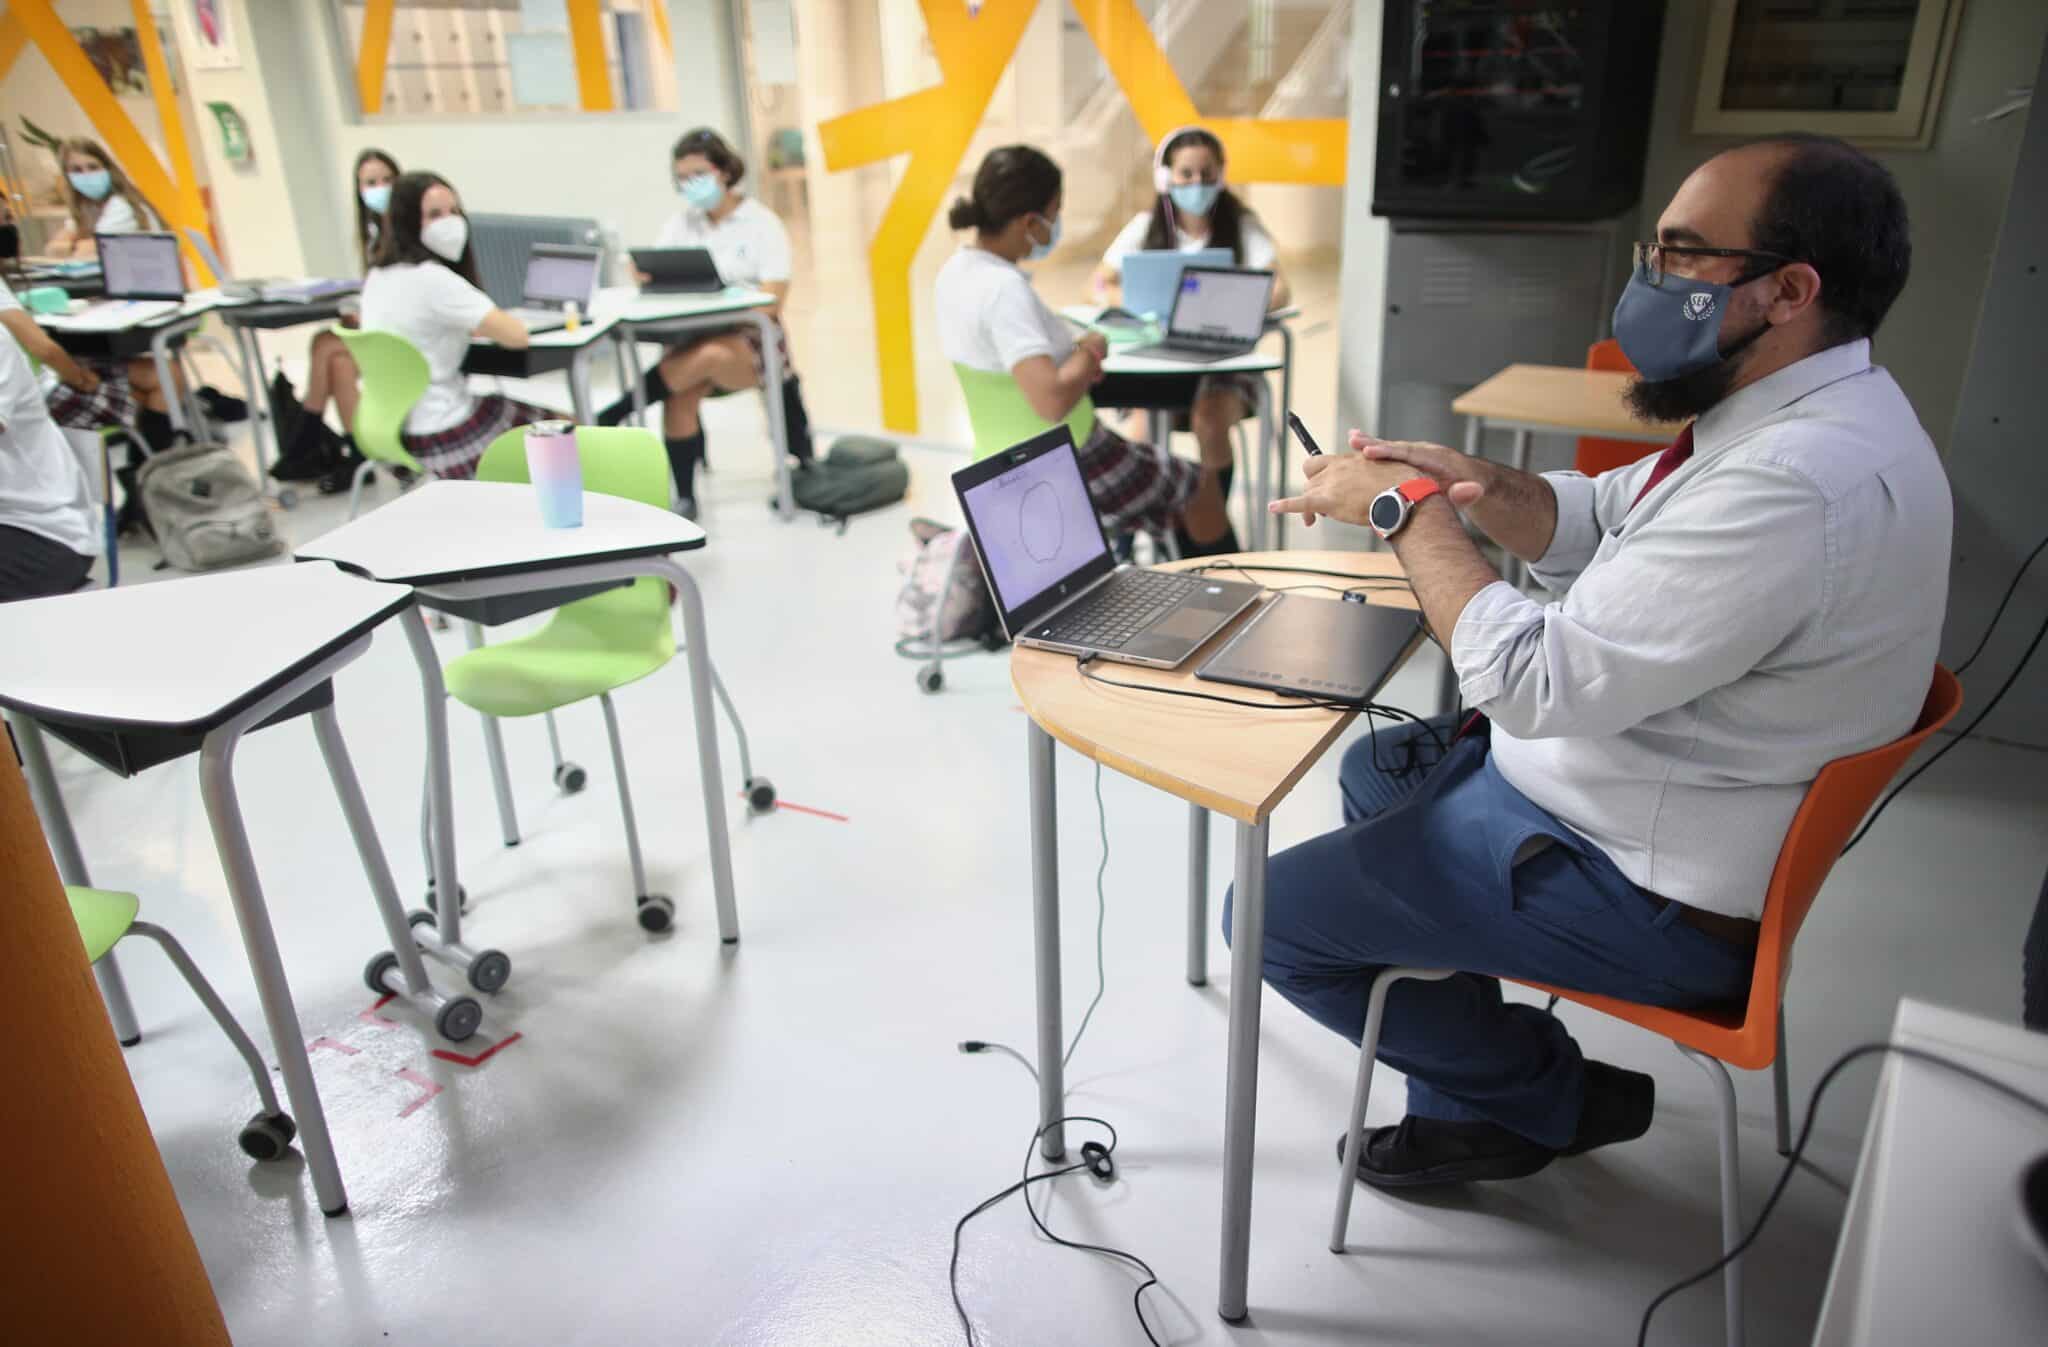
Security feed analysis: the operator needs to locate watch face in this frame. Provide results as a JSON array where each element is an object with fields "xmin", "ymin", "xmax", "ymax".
[{"xmin": 1369, "ymin": 492, "xmax": 1404, "ymax": 533}]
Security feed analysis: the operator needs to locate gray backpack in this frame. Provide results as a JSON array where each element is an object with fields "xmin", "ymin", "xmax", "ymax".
[
  {"xmin": 789, "ymin": 436, "xmax": 909, "ymax": 532},
  {"xmin": 136, "ymin": 441, "xmax": 286, "ymax": 572}
]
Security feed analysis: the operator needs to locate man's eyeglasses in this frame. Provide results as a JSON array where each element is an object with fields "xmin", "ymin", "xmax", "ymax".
[{"xmin": 1632, "ymin": 241, "xmax": 1799, "ymax": 287}]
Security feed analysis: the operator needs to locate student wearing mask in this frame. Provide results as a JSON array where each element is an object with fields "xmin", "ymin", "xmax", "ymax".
[
  {"xmin": 277, "ymin": 149, "xmax": 401, "ymax": 488},
  {"xmin": 1090, "ymin": 127, "xmax": 1289, "ymax": 487},
  {"xmin": 601, "ymin": 127, "xmax": 811, "ymax": 518},
  {"xmin": 937, "ymin": 144, "xmax": 1236, "ymax": 556},
  {"xmin": 0, "ymin": 313, "xmax": 101, "ymax": 601},
  {"xmin": 357, "ymin": 171, "xmax": 554, "ymax": 480},
  {"xmin": 43, "ymin": 138, "xmax": 156, "ymax": 257}
]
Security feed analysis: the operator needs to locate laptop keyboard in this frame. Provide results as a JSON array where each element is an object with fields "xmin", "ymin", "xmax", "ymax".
[{"xmin": 1039, "ymin": 570, "xmax": 1206, "ymax": 649}]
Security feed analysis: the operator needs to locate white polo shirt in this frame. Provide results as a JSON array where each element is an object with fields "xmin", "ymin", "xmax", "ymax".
[
  {"xmin": 933, "ymin": 246, "xmax": 1073, "ymax": 375},
  {"xmin": 358, "ymin": 261, "xmax": 496, "ymax": 435},
  {"xmin": 655, "ymin": 196, "xmax": 791, "ymax": 289},
  {"xmin": 0, "ymin": 287, "xmax": 99, "ymax": 557}
]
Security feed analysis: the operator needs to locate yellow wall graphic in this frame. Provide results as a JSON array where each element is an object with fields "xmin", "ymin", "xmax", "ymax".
[{"xmin": 820, "ymin": 0, "xmax": 1347, "ymax": 433}]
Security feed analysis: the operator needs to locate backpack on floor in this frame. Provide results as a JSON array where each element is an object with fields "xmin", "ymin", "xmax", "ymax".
[
  {"xmin": 789, "ymin": 436, "xmax": 909, "ymax": 532},
  {"xmin": 136, "ymin": 440, "xmax": 286, "ymax": 572},
  {"xmin": 894, "ymin": 517, "xmax": 1002, "ymax": 648}
]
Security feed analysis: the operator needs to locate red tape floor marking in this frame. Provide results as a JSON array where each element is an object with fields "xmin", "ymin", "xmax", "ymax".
[
  {"xmin": 308, "ymin": 1037, "xmax": 359, "ymax": 1056},
  {"xmin": 359, "ymin": 993, "xmax": 399, "ymax": 1029},
  {"xmin": 395, "ymin": 1067, "xmax": 444, "ymax": 1119},
  {"xmin": 741, "ymin": 794, "xmax": 849, "ymax": 823},
  {"xmin": 430, "ymin": 1031, "xmax": 524, "ymax": 1069}
]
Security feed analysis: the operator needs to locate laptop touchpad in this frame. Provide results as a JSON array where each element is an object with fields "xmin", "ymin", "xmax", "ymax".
[{"xmin": 1151, "ymin": 607, "xmax": 1225, "ymax": 642}]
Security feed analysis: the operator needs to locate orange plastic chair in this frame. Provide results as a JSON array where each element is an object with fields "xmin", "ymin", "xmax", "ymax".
[
  {"xmin": 1328, "ymin": 666, "xmax": 1963, "ymax": 1347},
  {"xmin": 1577, "ymin": 338, "xmax": 1665, "ymax": 477}
]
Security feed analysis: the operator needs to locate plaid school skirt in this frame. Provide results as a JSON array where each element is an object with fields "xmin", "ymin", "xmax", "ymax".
[
  {"xmin": 45, "ymin": 359, "xmax": 142, "ymax": 435},
  {"xmin": 400, "ymin": 394, "xmax": 553, "ymax": 480},
  {"xmin": 1076, "ymin": 416, "xmax": 1200, "ymax": 539},
  {"xmin": 668, "ymin": 315, "xmax": 796, "ymax": 386}
]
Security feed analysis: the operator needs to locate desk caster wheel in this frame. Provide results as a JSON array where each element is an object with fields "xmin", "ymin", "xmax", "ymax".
[
  {"xmin": 425, "ymin": 881, "xmax": 469, "ymax": 915},
  {"xmin": 239, "ymin": 1111, "xmax": 297, "ymax": 1161},
  {"xmin": 468, "ymin": 949, "xmax": 512, "ymax": 994},
  {"xmin": 744, "ymin": 777, "xmax": 777, "ymax": 814},
  {"xmin": 407, "ymin": 908, "xmax": 437, "ymax": 933},
  {"xmin": 918, "ymin": 667, "xmax": 944, "ymax": 693},
  {"xmin": 554, "ymin": 761, "xmax": 587, "ymax": 794},
  {"xmin": 276, "ymin": 488, "xmax": 300, "ymax": 510},
  {"xmin": 636, "ymin": 894, "xmax": 675, "ymax": 933},
  {"xmin": 364, "ymin": 950, "xmax": 400, "ymax": 996},
  {"xmin": 437, "ymin": 996, "xmax": 483, "ymax": 1042}
]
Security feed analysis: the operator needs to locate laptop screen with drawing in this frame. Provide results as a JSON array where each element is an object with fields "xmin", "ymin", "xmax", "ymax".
[
  {"xmin": 1167, "ymin": 267, "xmax": 1271, "ymax": 345},
  {"xmin": 957, "ymin": 433, "xmax": 1110, "ymax": 614}
]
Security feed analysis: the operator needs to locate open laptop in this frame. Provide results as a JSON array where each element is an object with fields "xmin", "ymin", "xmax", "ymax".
[
  {"xmin": 503, "ymin": 243, "xmax": 601, "ymax": 331},
  {"xmin": 1118, "ymin": 246, "xmax": 1229, "ymax": 322},
  {"xmin": 630, "ymin": 246, "xmax": 724, "ymax": 294},
  {"xmin": 62, "ymin": 232, "xmax": 185, "ymax": 327},
  {"xmin": 1121, "ymin": 266, "xmax": 1274, "ymax": 364},
  {"xmin": 951, "ymin": 426, "xmax": 1263, "ymax": 668}
]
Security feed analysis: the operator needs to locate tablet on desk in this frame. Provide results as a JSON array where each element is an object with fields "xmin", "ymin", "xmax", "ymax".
[
  {"xmin": 630, "ymin": 247, "xmax": 724, "ymax": 294},
  {"xmin": 1196, "ymin": 593, "xmax": 1422, "ymax": 707}
]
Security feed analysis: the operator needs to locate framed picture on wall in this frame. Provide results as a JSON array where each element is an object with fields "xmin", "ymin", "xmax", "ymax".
[
  {"xmin": 1692, "ymin": 0, "xmax": 1968, "ymax": 148},
  {"xmin": 170, "ymin": 0, "xmax": 241, "ymax": 72}
]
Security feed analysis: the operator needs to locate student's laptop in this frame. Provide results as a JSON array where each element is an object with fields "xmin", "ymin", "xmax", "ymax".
[
  {"xmin": 63, "ymin": 232, "xmax": 185, "ymax": 327},
  {"xmin": 951, "ymin": 426, "xmax": 1263, "ymax": 668},
  {"xmin": 630, "ymin": 246, "xmax": 724, "ymax": 294},
  {"xmin": 1118, "ymin": 246, "xmax": 1230, "ymax": 322},
  {"xmin": 1121, "ymin": 266, "xmax": 1274, "ymax": 364},
  {"xmin": 503, "ymin": 243, "xmax": 601, "ymax": 331}
]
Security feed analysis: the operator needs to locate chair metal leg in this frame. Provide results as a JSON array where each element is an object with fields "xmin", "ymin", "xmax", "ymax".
[
  {"xmin": 1773, "ymin": 1019, "xmax": 1792, "ymax": 1158},
  {"xmin": 1186, "ymin": 805, "xmax": 1209, "ymax": 987},
  {"xmin": 311, "ymin": 703, "xmax": 438, "ymax": 998},
  {"xmin": 462, "ymin": 623, "xmax": 521, "ymax": 847},
  {"xmin": 598, "ymin": 692, "xmax": 651, "ymax": 901},
  {"xmin": 1678, "ymin": 1043, "xmax": 1745, "ymax": 1347},
  {"xmin": 124, "ymin": 921, "xmax": 282, "ymax": 1118},
  {"xmin": 1330, "ymin": 967, "xmax": 1455, "ymax": 1252},
  {"xmin": 344, "ymin": 459, "xmax": 376, "ymax": 520},
  {"xmin": 545, "ymin": 710, "xmax": 566, "ymax": 773},
  {"xmin": 705, "ymin": 660, "xmax": 758, "ymax": 791}
]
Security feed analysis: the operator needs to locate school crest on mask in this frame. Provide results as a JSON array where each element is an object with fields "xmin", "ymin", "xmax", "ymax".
[{"xmin": 1684, "ymin": 292, "xmax": 1717, "ymax": 321}]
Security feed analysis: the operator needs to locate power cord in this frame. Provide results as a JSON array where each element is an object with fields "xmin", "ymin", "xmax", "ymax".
[
  {"xmin": 1637, "ymin": 1041, "xmax": 2048, "ymax": 1346},
  {"xmin": 1842, "ymin": 605, "xmax": 2047, "ymax": 853},
  {"xmin": 1843, "ymin": 529, "xmax": 2048, "ymax": 852},
  {"xmin": 949, "ymin": 1116, "xmax": 1162, "ymax": 1347}
]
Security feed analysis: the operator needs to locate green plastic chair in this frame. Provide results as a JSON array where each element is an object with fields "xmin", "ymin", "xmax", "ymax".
[
  {"xmin": 952, "ymin": 363, "xmax": 1096, "ymax": 461},
  {"xmin": 65, "ymin": 885, "xmax": 299, "ymax": 1161},
  {"xmin": 441, "ymin": 426, "xmax": 683, "ymax": 933},
  {"xmin": 332, "ymin": 327, "xmax": 430, "ymax": 519}
]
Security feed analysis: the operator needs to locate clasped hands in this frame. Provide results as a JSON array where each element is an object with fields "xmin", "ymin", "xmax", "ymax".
[{"xmin": 1269, "ymin": 431, "xmax": 1492, "ymax": 529}]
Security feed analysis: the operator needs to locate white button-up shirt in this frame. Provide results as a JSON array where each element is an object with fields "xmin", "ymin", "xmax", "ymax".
[{"xmin": 1451, "ymin": 339, "xmax": 1951, "ymax": 919}]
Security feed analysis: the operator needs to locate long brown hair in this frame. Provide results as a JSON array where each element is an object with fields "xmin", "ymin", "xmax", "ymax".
[
  {"xmin": 370, "ymin": 170, "xmax": 481, "ymax": 286},
  {"xmin": 352, "ymin": 147, "xmax": 400, "ymax": 271},
  {"xmin": 56, "ymin": 137, "xmax": 156, "ymax": 238},
  {"xmin": 1140, "ymin": 128, "xmax": 1249, "ymax": 259}
]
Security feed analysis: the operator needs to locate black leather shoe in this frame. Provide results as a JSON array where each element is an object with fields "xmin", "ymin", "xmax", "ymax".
[
  {"xmin": 1559, "ymin": 1060, "xmax": 1655, "ymax": 1157},
  {"xmin": 1339, "ymin": 1115, "xmax": 1556, "ymax": 1189}
]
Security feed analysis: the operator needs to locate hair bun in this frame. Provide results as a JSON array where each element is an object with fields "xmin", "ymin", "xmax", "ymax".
[{"xmin": 946, "ymin": 196, "xmax": 982, "ymax": 231}]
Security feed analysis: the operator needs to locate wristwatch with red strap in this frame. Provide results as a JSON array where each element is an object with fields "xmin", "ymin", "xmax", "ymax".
[{"xmin": 1368, "ymin": 477, "xmax": 1442, "ymax": 540}]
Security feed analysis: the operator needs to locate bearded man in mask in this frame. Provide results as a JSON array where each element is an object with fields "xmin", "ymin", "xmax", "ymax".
[{"xmin": 1246, "ymin": 135, "xmax": 1947, "ymax": 1186}]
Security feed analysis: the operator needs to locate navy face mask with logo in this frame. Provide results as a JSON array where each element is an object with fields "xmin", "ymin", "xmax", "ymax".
[{"xmin": 1612, "ymin": 268, "xmax": 1772, "ymax": 383}]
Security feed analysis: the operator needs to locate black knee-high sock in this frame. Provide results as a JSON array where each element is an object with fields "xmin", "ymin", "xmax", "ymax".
[
  {"xmin": 665, "ymin": 431, "xmax": 705, "ymax": 501},
  {"xmin": 136, "ymin": 407, "xmax": 176, "ymax": 452},
  {"xmin": 597, "ymin": 366, "xmax": 674, "ymax": 427}
]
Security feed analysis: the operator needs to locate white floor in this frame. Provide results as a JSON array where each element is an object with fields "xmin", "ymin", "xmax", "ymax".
[{"xmin": 35, "ymin": 320, "xmax": 2048, "ymax": 1347}]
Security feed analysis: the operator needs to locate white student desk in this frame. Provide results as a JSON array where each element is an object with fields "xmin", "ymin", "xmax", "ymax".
[
  {"xmin": 35, "ymin": 291, "xmax": 227, "ymax": 438},
  {"xmin": 591, "ymin": 286, "xmax": 794, "ymax": 519},
  {"xmin": 1064, "ymin": 303, "xmax": 1294, "ymax": 550},
  {"xmin": 297, "ymin": 481, "xmax": 746, "ymax": 984},
  {"xmin": 0, "ymin": 562, "xmax": 474, "ymax": 1217},
  {"xmin": 461, "ymin": 314, "xmax": 621, "ymax": 426}
]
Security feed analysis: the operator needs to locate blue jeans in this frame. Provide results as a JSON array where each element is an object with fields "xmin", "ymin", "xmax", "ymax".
[{"xmin": 1223, "ymin": 717, "xmax": 1753, "ymax": 1148}]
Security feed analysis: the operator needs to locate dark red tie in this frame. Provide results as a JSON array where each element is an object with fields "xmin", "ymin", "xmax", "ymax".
[{"xmin": 1629, "ymin": 424, "xmax": 1695, "ymax": 511}]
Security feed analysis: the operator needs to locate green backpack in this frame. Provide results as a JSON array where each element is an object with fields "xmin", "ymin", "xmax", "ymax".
[{"xmin": 789, "ymin": 436, "xmax": 909, "ymax": 532}]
